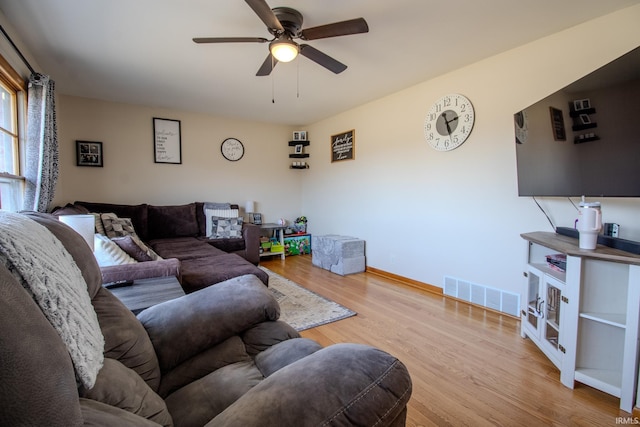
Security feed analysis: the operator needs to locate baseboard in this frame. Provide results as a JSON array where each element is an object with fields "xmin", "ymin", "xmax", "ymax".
[
  {"xmin": 366, "ymin": 266, "xmax": 519, "ymax": 319},
  {"xmin": 366, "ymin": 266, "xmax": 442, "ymax": 295}
]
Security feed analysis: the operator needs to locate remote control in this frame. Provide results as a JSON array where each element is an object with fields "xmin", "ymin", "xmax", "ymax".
[{"xmin": 104, "ymin": 279, "xmax": 134, "ymax": 289}]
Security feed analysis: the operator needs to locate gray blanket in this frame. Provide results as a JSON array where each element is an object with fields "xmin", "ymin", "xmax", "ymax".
[{"xmin": 0, "ymin": 212, "xmax": 104, "ymax": 388}]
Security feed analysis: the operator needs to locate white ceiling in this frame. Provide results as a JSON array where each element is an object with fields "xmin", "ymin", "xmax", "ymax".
[{"xmin": 0, "ymin": 0, "xmax": 638, "ymax": 126}]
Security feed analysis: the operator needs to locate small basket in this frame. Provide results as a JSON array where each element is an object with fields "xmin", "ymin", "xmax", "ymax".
[{"xmin": 270, "ymin": 244, "xmax": 284, "ymax": 252}]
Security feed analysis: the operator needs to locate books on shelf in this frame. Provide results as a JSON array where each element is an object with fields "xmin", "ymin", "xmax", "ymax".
[{"xmin": 546, "ymin": 254, "xmax": 566, "ymax": 272}]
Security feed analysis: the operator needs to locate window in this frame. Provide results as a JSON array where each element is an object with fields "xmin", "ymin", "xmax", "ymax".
[
  {"xmin": 0, "ymin": 53, "xmax": 26, "ymax": 211},
  {"xmin": 0, "ymin": 80, "xmax": 18, "ymax": 174}
]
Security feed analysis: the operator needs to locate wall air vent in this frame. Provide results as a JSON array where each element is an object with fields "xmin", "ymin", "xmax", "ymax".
[{"xmin": 443, "ymin": 276, "xmax": 520, "ymax": 317}]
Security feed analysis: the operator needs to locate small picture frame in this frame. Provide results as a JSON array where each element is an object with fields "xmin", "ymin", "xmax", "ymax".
[
  {"xmin": 579, "ymin": 114, "xmax": 591, "ymax": 125},
  {"xmin": 573, "ymin": 100, "xmax": 582, "ymax": 111},
  {"xmin": 252, "ymin": 213, "xmax": 263, "ymax": 225},
  {"xmin": 573, "ymin": 98, "xmax": 591, "ymax": 111},
  {"xmin": 293, "ymin": 131, "xmax": 307, "ymax": 141},
  {"xmin": 294, "ymin": 144, "xmax": 304, "ymax": 154},
  {"xmin": 76, "ymin": 140, "xmax": 103, "ymax": 167}
]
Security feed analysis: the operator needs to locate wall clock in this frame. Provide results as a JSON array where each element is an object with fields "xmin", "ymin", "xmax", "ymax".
[
  {"xmin": 221, "ymin": 138, "xmax": 244, "ymax": 161},
  {"xmin": 424, "ymin": 94, "xmax": 475, "ymax": 151},
  {"xmin": 514, "ymin": 110, "xmax": 528, "ymax": 144}
]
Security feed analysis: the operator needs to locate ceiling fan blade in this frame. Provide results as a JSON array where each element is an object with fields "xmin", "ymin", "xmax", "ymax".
[
  {"xmin": 193, "ymin": 37, "xmax": 269, "ymax": 44},
  {"xmin": 245, "ymin": 0, "xmax": 284, "ymax": 32},
  {"xmin": 299, "ymin": 44, "xmax": 347, "ymax": 74},
  {"xmin": 256, "ymin": 54, "xmax": 278, "ymax": 76},
  {"xmin": 300, "ymin": 18, "xmax": 368, "ymax": 40}
]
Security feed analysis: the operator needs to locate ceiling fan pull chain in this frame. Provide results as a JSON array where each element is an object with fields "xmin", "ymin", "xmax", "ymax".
[
  {"xmin": 297, "ymin": 58, "xmax": 300, "ymax": 99},
  {"xmin": 272, "ymin": 55, "xmax": 276, "ymax": 103}
]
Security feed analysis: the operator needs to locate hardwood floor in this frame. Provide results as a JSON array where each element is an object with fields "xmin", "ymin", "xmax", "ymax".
[{"xmin": 260, "ymin": 255, "xmax": 635, "ymax": 426}]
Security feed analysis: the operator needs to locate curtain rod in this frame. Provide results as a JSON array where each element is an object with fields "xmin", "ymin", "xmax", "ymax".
[{"xmin": 0, "ymin": 23, "xmax": 36, "ymax": 75}]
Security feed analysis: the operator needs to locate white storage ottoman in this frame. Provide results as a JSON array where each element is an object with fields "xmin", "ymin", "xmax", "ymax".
[{"xmin": 312, "ymin": 235, "xmax": 365, "ymax": 276}]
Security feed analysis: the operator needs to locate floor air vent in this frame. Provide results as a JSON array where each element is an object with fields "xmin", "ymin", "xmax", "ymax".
[{"xmin": 443, "ymin": 276, "xmax": 520, "ymax": 317}]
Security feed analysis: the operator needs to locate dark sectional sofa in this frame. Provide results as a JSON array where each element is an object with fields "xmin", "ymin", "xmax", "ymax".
[
  {"xmin": 1, "ymin": 211, "xmax": 412, "ymax": 426},
  {"xmin": 53, "ymin": 201, "xmax": 268, "ymax": 293}
]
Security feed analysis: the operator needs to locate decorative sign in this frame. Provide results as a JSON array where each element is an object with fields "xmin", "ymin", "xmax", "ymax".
[
  {"xmin": 153, "ymin": 117, "xmax": 182, "ymax": 164},
  {"xmin": 549, "ymin": 107, "xmax": 566, "ymax": 141},
  {"xmin": 331, "ymin": 129, "xmax": 355, "ymax": 162}
]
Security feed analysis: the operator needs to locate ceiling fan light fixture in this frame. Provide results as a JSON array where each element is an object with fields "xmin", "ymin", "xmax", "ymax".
[{"xmin": 270, "ymin": 38, "xmax": 299, "ymax": 62}]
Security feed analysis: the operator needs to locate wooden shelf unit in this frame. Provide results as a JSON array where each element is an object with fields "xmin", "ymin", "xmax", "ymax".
[{"xmin": 288, "ymin": 140, "xmax": 310, "ymax": 169}]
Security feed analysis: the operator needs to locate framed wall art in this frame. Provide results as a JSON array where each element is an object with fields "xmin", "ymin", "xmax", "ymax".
[
  {"xmin": 572, "ymin": 98, "xmax": 591, "ymax": 111},
  {"xmin": 549, "ymin": 107, "xmax": 566, "ymax": 141},
  {"xmin": 293, "ymin": 131, "xmax": 307, "ymax": 141},
  {"xmin": 579, "ymin": 114, "xmax": 592, "ymax": 125},
  {"xmin": 153, "ymin": 117, "xmax": 182, "ymax": 164},
  {"xmin": 76, "ymin": 140, "xmax": 103, "ymax": 167},
  {"xmin": 331, "ymin": 129, "xmax": 355, "ymax": 162}
]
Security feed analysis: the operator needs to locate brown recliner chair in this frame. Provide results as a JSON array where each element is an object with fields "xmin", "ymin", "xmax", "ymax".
[{"xmin": 0, "ymin": 212, "xmax": 412, "ymax": 426}]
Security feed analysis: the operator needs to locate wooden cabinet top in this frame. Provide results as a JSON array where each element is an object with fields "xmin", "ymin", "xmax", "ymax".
[{"xmin": 521, "ymin": 232, "xmax": 640, "ymax": 266}]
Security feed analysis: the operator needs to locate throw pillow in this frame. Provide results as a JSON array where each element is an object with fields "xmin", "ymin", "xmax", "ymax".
[
  {"xmin": 111, "ymin": 235, "xmax": 162, "ymax": 262},
  {"xmin": 210, "ymin": 216, "xmax": 243, "ymax": 239},
  {"xmin": 94, "ymin": 234, "xmax": 137, "ymax": 267},
  {"xmin": 131, "ymin": 234, "xmax": 162, "ymax": 261},
  {"xmin": 205, "ymin": 207, "xmax": 239, "ymax": 238},
  {"xmin": 101, "ymin": 213, "xmax": 136, "ymax": 238},
  {"xmin": 112, "ymin": 236, "xmax": 153, "ymax": 262},
  {"xmin": 91, "ymin": 213, "xmax": 106, "ymax": 235}
]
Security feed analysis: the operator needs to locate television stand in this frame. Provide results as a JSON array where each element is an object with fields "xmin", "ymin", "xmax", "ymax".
[{"xmin": 521, "ymin": 231, "xmax": 640, "ymax": 412}]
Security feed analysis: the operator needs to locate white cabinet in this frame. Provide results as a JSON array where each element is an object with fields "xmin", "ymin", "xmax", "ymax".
[
  {"xmin": 521, "ymin": 265, "xmax": 567, "ymax": 370},
  {"xmin": 521, "ymin": 232, "xmax": 640, "ymax": 413}
]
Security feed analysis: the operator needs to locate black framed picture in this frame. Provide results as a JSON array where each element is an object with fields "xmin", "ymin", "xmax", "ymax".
[
  {"xmin": 579, "ymin": 114, "xmax": 591, "ymax": 125},
  {"xmin": 76, "ymin": 140, "xmax": 103, "ymax": 167},
  {"xmin": 549, "ymin": 107, "xmax": 566, "ymax": 141},
  {"xmin": 293, "ymin": 131, "xmax": 307, "ymax": 141},
  {"xmin": 153, "ymin": 117, "xmax": 182, "ymax": 164},
  {"xmin": 573, "ymin": 98, "xmax": 591, "ymax": 111}
]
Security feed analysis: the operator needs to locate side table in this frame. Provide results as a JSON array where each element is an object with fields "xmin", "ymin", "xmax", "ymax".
[
  {"xmin": 259, "ymin": 223, "xmax": 286, "ymax": 260},
  {"xmin": 106, "ymin": 276, "xmax": 184, "ymax": 315}
]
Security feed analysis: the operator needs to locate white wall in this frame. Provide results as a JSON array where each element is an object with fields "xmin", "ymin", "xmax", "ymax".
[
  {"xmin": 301, "ymin": 5, "xmax": 640, "ymax": 294},
  {"xmin": 7, "ymin": 5, "xmax": 640, "ymax": 297},
  {"xmin": 53, "ymin": 96, "xmax": 303, "ymax": 224}
]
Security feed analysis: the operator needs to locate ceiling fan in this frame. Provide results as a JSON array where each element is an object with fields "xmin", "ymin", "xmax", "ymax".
[{"xmin": 193, "ymin": 0, "xmax": 369, "ymax": 76}]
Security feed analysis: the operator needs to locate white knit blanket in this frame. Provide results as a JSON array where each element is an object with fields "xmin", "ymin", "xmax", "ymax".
[{"xmin": 0, "ymin": 212, "xmax": 104, "ymax": 389}]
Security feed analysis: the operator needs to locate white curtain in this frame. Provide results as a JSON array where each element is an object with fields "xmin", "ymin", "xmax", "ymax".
[{"xmin": 23, "ymin": 73, "xmax": 58, "ymax": 212}]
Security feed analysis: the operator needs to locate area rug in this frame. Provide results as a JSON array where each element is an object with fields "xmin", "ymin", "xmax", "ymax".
[{"xmin": 260, "ymin": 267, "xmax": 356, "ymax": 331}]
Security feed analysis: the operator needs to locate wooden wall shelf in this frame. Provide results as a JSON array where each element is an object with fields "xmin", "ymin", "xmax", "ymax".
[
  {"xmin": 288, "ymin": 141, "xmax": 310, "ymax": 146},
  {"xmin": 570, "ymin": 107, "xmax": 597, "ymax": 117}
]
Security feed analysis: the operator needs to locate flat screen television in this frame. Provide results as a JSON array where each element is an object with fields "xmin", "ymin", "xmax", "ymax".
[{"xmin": 515, "ymin": 46, "xmax": 640, "ymax": 197}]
